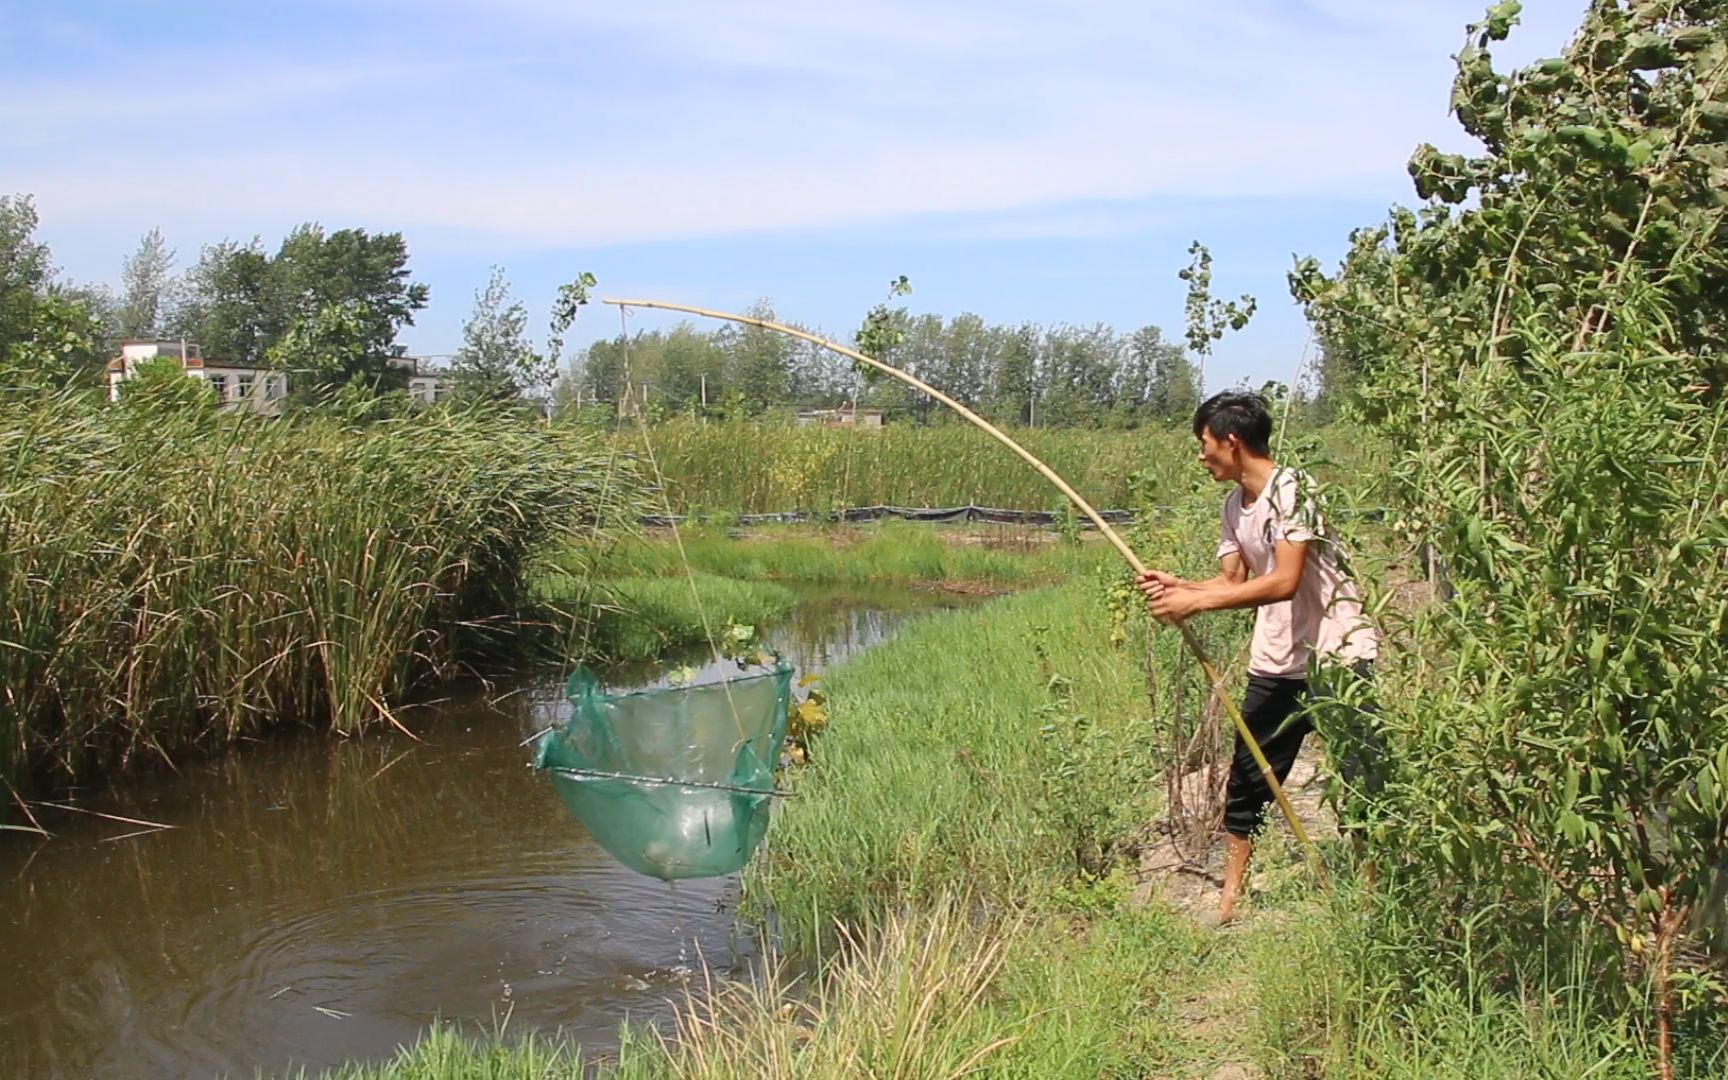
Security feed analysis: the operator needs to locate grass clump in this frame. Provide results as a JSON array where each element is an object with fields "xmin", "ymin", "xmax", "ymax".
[
  {"xmin": 1235, "ymin": 886, "xmax": 1701, "ymax": 1080},
  {"xmin": 548, "ymin": 573, "xmax": 796, "ymax": 662},
  {"xmin": 315, "ymin": 1026, "xmax": 575, "ymax": 1079},
  {"xmin": 605, "ymin": 898, "xmax": 1203, "ymax": 1080}
]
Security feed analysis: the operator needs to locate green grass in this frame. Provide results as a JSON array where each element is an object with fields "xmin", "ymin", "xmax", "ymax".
[
  {"xmin": 552, "ymin": 519, "xmax": 1116, "ymax": 595},
  {"xmin": 751, "ymin": 578, "xmax": 1164, "ymax": 948},
  {"xmin": 1234, "ymin": 888, "xmax": 1695, "ymax": 1080},
  {"xmin": 543, "ymin": 572, "xmax": 797, "ymax": 662},
  {"xmin": 313, "ymin": 1026, "xmax": 577, "ymax": 1079},
  {"xmin": 609, "ymin": 417, "xmax": 1392, "ymax": 517}
]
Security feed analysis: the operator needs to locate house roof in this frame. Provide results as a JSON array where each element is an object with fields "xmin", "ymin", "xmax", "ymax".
[
  {"xmin": 108, "ymin": 353, "xmax": 277, "ymax": 372},
  {"xmin": 194, "ymin": 359, "xmax": 275, "ymax": 371}
]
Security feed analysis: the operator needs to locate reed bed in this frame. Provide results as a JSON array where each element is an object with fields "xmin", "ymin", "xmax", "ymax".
[
  {"xmin": 0, "ymin": 389, "xmax": 639, "ymax": 792},
  {"xmin": 611, "ymin": 420, "xmax": 1196, "ymax": 514}
]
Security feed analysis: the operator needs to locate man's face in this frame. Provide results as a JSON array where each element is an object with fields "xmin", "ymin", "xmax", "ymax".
[{"xmin": 1197, "ymin": 429, "xmax": 1241, "ymax": 483}]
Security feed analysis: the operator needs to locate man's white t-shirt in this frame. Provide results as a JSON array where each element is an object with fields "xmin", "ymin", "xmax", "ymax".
[{"xmin": 1218, "ymin": 468, "xmax": 1379, "ymax": 678}]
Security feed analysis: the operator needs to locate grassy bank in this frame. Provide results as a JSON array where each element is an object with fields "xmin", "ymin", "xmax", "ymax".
[
  {"xmin": 533, "ymin": 519, "xmax": 1096, "ymax": 664},
  {"xmin": 0, "ymin": 390, "xmax": 637, "ymax": 794},
  {"xmin": 752, "ymin": 580, "xmax": 1163, "ymax": 945},
  {"xmin": 328, "ymin": 901, "xmax": 1204, "ymax": 1080},
  {"xmin": 338, "ymin": 887, "xmax": 1659, "ymax": 1080}
]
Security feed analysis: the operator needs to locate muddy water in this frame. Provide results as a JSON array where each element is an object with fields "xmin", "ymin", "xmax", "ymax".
[{"xmin": 0, "ymin": 586, "xmax": 970, "ymax": 1079}]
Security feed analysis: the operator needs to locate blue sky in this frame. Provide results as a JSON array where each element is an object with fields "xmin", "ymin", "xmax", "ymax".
[{"xmin": 1, "ymin": 1, "xmax": 1584, "ymax": 391}]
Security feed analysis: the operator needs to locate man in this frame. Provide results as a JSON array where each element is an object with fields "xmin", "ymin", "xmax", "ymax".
[{"xmin": 1138, "ymin": 391, "xmax": 1378, "ymax": 926}]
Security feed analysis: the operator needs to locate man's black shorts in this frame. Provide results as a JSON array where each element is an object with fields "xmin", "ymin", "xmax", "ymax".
[{"xmin": 1223, "ymin": 674, "xmax": 1312, "ymax": 838}]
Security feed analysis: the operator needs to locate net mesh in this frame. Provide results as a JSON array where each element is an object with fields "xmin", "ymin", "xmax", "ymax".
[{"xmin": 535, "ymin": 661, "xmax": 794, "ymax": 880}]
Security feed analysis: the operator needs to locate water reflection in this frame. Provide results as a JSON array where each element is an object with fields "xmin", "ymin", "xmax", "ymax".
[{"xmin": 0, "ymin": 585, "xmax": 973, "ymax": 1079}]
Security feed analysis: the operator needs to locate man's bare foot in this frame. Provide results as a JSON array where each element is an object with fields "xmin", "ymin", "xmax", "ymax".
[{"xmin": 1196, "ymin": 907, "xmax": 1239, "ymax": 930}]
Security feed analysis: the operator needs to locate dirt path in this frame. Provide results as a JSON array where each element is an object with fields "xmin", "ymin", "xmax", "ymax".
[
  {"xmin": 1134, "ymin": 746, "xmax": 1336, "ymax": 916},
  {"xmin": 1133, "ymin": 746, "xmax": 1339, "ymax": 1079}
]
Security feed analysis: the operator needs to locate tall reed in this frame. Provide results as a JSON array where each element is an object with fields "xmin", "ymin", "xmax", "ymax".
[
  {"xmin": 610, "ymin": 419, "xmax": 1196, "ymax": 513},
  {"xmin": 0, "ymin": 389, "xmax": 638, "ymax": 791}
]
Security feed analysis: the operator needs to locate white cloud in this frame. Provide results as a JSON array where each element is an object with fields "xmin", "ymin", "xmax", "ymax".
[
  {"xmin": 1, "ymin": 1, "xmax": 1589, "ymax": 246},
  {"xmin": 0, "ymin": 57, "xmax": 475, "ymax": 132}
]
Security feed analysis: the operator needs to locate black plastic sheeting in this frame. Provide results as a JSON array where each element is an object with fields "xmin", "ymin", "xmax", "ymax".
[
  {"xmin": 642, "ymin": 505, "xmax": 1132, "ymax": 527},
  {"xmin": 638, "ymin": 504, "xmax": 1387, "ymax": 528}
]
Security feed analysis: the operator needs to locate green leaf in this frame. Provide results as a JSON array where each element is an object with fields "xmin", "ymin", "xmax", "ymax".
[
  {"xmin": 1557, "ymin": 125, "xmax": 1608, "ymax": 151},
  {"xmin": 1560, "ymin": 767, "xmax": 1580, "ymax": 811},
  {"xmin": 1484, "ymin": 0, "xmax": 1522, "ymax": 41}
]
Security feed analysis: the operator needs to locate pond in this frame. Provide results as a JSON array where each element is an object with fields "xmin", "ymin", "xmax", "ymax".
[{"xmin": 0, "ymin": 584, "xmax": 977, "ymax": 1079}]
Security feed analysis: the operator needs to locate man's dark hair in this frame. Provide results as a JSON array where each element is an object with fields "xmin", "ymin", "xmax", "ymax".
[{"xmin": 1192, "ymin": 391, "xmax": 1273, "ymax": 456}]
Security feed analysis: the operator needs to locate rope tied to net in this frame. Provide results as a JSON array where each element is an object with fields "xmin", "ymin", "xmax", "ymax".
[{"xmin": 546, "ymin": 766, "xmax": 795, "ymax": 799}]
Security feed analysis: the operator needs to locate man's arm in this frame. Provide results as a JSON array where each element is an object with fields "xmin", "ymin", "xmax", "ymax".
[
  {"xmin": 1139, "ymin": 551, "xmax": 1246, "ymax": 593},
  {"xmin": 1145, "ymin": 542, "xmax": 1308, "ymax": 622},
  {"xmin": 1205, "ymin": 551, "xmax": 1249, "ymax": 589}
]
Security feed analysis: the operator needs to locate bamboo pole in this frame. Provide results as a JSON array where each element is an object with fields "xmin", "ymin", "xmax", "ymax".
[{"xmin": 603, "ymin": 298, "xmax": 1324, "ymax": 880}]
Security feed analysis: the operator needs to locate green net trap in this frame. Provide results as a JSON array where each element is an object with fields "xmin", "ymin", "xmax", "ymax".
[{"xmin": 535, "ymin": 660, "xmax": 795, "ymax": 880}]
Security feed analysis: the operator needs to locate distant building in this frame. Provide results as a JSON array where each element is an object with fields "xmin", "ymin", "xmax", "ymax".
[
  {"xmin": 107, "ymin": 342, "xmax": 455, "ymax": 410},
  {"xmin": 390, "ymin": 350, "xmax": 454, "ymax": 405},
  {"xmin": 795, "ymin": 405, "xmax": 884, "ymax": 429},
  {"xmin": 106, "ymin": 341, "xmax": 287, "ymax": 414}
]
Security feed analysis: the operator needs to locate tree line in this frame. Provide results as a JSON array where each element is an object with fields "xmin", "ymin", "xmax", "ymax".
[
  {"xmin": 0, "ymin": 197, "xmax": 559, "ymax": 402},
  {"xmin": 4, "ymin": 194, "xmax": 1206, "ymax": 425},
  {"xmin": 558, "ymin": 303, "xmax": 1203, "ymax": 428}
]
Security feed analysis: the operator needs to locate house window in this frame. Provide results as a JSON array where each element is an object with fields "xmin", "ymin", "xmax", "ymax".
[
  {"xmin": 237, "ymin": 374, "xmax": 255, "ymax": 399},
  {"xmin": 265, "ymin": 376, "xmax": 285, "ymax": 400},
  {"xmin": 207, "ymin": 374, "xmax": 228, "ymax": 398}
]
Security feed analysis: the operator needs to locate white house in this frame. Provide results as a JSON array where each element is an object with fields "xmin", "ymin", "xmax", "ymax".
[
  {"xmin": 795, "ymin": 405, "xmax": 885, "ymax": 429},
  {"xmin": 107, "ymin": 342, "xmax": 454, "ymax": 410},
  {"xmin": 392, "ymin": 351, "xmax": 454, "ymax": 405},
  {"xmin": 106, "ymin": 341, "xmax": 287, "ymax": 414}
]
